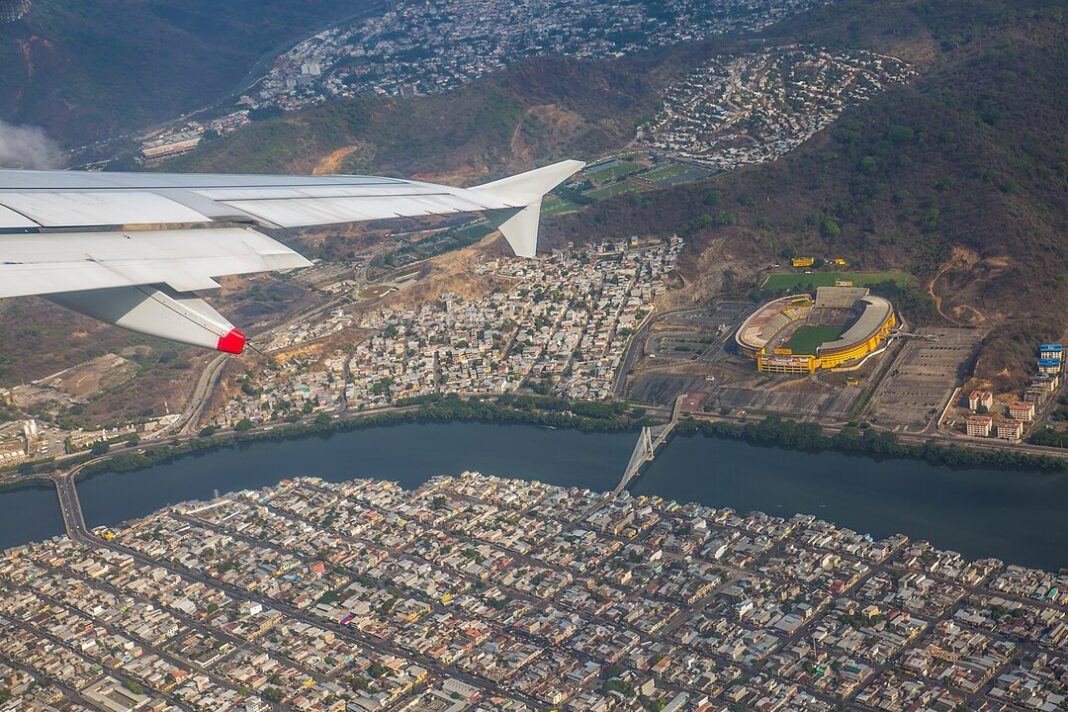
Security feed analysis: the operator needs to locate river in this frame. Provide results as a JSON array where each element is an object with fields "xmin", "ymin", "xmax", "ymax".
[{"xmin": 2, "ymin": 422, "xmax": 1066, "ymax": 570}]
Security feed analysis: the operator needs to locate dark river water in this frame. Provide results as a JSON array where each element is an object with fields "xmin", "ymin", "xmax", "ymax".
[{"xmin": 3, "ymin": 423, "xmax": 1066, "ymax": 570}]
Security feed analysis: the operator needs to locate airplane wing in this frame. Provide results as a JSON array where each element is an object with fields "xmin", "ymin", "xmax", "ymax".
[{"xmin": 0, "ymin": 160, "xmax": 584, "ymax": 354}]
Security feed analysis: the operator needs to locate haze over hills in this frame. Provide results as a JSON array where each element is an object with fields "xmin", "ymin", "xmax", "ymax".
[{"xmin": 0, "ymin": 0, "xmax": 376, "ymax": 146}]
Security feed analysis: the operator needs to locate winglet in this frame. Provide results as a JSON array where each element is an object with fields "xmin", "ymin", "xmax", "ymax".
[
  {"xmin": 216, "ymin": 328, "xmax": 247, "ymax": 355},
  {"xmin": 471, "ymin": 159, "xmax": 585, "ymax": 258}
]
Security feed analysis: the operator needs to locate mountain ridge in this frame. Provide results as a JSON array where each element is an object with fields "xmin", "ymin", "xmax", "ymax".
[{"xmin": 0, "ymin": 0, "xmax": 378, "ymax": 146}]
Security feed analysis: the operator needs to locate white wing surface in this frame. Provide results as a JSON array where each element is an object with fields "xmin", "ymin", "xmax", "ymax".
[{"xmin": 0, "ymin": 160, "xmax": 584, "ymax": 353}]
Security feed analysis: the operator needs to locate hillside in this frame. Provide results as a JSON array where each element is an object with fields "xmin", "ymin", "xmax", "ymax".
[
  {"xmin": 178, "ymin": 0, "xmax": 1068, "ymax": 388},
  {"xmin": 0, "ymin": 0, "xmax": 375, "ymax": 146},
  {"xmin": 4, "ymin": 0, "xmax": 1066, "ymax": 400},
  {"xmin": 546, "ymin": 0, "xmax": 1068, "ymax": 389},
  {"xmin": 175, "ymin": 50, "xmax": 707, "ymax": 180}
]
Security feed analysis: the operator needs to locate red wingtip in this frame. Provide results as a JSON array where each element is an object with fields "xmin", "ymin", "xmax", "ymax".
[{"xmin": 216, "ymin": 328, "xmax": 246, "ymax": 354}]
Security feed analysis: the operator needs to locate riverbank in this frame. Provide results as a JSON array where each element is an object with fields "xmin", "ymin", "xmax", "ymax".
[
  {"xmin": 72, "ymin": 395, "xmax": 647, "ymax": 483},
  {"xmin": 5, "ymin": 393, "xmax": 1064, "ymax": 496},
  {"xmin": 4, "ymin": 420, "xmax": 1060, "ymax": 569},
  {"xmin": 676, "ymin": 414, "xmax": 1068, "ymax": 472}
]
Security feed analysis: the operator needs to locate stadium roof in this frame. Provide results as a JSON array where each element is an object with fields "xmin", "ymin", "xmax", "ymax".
[
  {"xmin": 735, "ymin": 294, "xmax": 810, "ymax": 350},
  {"xmin": 818, "ymin": 296, "xmax": 894, "ymax": 354},
  {"xmin": 814, "ymin": 286, "xmax": 869, "ymax": 309}
]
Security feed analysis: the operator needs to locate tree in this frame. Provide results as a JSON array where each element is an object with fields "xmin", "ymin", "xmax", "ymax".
[
  {"xmin": 715, "ymin": 210, "xmax": 738, "ymax": 227},
  {"xmin": 90, "ymin": 441, "xmax": 110, "ymax": 456},
  {"xmin": 820, "ymin": 217, "xmax": 841, "ymax": 238},
  {"xmin": 234, "ymin": 418, "xmax": 254, "ymax": 432},
  {"xmin": 198, "ymin": 425, "xmax": 218, "ymax": 438},
  {"xmin": 368, "ymin": 661, "xmax": 391, "ymax": 678},
  {"xmin": 122, "ymin": 679, "xmax": 145, "ymax": 696}
]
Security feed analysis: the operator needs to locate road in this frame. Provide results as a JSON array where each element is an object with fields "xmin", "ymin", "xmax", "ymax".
[
  {"xmin": 686, "ymin": 408, "xmax": 1068, "ymax": 462},
  {"xmin": 53, "ymin": 471, "xmax": 87, "ymax": 539},
  {"xmin": 177, "ymin": 354, "xmax": 230, "ymax": 436}
]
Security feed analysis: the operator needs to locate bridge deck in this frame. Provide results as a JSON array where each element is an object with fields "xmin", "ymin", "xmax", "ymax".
[{"xmin": 584, "ymin": 396, "xmax": 687, "ymax": 516}]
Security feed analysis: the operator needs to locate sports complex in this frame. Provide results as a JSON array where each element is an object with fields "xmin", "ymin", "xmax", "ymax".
[{"xmin": 735, "ymin": 286, "xmax": 897, "ymax": 374}]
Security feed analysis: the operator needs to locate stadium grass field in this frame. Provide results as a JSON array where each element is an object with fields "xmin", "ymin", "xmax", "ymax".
[
  {"xmin": 584, "ymin": 180, "xmax": 649, "ymax": 200},
  {"xmin": 785, "ymin": 325, "xmax": 847, "ymax": 355},
  {"xmin": 762, "ymin": 271, "xmax": 914, "ymax": 292}
]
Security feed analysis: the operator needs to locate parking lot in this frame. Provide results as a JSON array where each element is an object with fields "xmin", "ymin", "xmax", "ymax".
[
  {"xmin": 646, "ymin": 301, "xmax": 756, "ymax": 361},
  {"xmin": 866, "ymin": 328, "xmax": 983, "ymax": 432}
]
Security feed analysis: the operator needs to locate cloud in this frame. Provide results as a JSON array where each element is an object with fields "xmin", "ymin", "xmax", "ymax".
[{"xmin": 0, "ymin": 119, "xmax": 63, "ymax": 169}]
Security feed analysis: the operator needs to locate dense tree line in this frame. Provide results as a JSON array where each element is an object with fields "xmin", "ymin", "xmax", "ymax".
[
  {"xmin": 675, "ymin": 415, "xmax": 1067, "ymax": 472},
  {"xmin": 75, "ymin": 396, "xmax": 647, "ymax": 480},
  {"xmin": 64, "ymin": 401, "xmax": 1068, "ymax": 486}
]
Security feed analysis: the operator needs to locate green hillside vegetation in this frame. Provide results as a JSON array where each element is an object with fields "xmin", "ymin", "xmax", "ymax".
[
  {"xmin": 547, "ymin": 0, "xmax": 1068, "ymax": 389},
  {"xmin": 0, "ymin": 0, "xmax": 377, "ymax": 145}
]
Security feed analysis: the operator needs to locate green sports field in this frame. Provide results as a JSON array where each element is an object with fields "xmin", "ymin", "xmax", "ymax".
[
  {"xmin": 584, "ymin": 161, "xmax": 643, "ymax": 182},
  {"xmin": 785, "ymin": 325, "xmax": 846, "ymax": 355},
  {"xmin": 584, "ymin": 181, "xmax": 647, "ymax": 200},
  {"xmin": 640, "ymin": 163, "xmax": 690, "ymax": 182},
  {"xmin": 542, "ymin": 196, "xmax": 581, "ymax": 216},
  {"xmin": 762, "ymin": 271, "xmax": 914, "ymax": 292}
]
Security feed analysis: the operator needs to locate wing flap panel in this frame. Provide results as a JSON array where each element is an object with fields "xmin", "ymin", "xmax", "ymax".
[
  {"xmin": 49, "ymin": 285, "xmax": 245, "ymax": 353},
  {"xmin": 0, "ymin": 191, "xmax": 211, "ymax": 227},
  {"xmin": 195, "ymin": 184, "xmax": 439, "ymax": 201},
  {"xmin": 220, "ymin": 193, "xmax": 503, "ymax": 227},
  {"xmin": 0, "ymin": 204, "xmax": 38, "ymax": 228},
  {"xmin": 0, "ymin": 227, "xmax": 311, "ymax": 298}
]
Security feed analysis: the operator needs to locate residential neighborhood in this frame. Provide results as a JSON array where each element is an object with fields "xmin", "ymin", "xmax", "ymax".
[
  {"xmin": 636, "ymin": 48, "xmax": 914, "ymax": 171},
  {"xmin": 1, "ymin": 471, "xmax": 1065, "ymax": 710},
  {"xmin": 138, "ymin": 0, "xmax": 835, "ymax": 160},
  {"xmin": 218, "ymin": 238, "xmax": 682, "ymax": 426}
]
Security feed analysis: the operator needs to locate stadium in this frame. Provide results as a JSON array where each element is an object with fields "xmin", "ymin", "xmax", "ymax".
[{"xmin": 735, "ymin": 287, "xmax": 896, "ymax": 374}]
